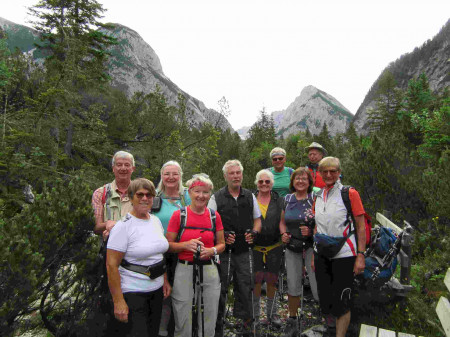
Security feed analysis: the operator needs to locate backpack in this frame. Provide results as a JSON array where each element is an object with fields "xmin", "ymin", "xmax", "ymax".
[
  {"xmin": 176, "ymin": 206, "xmax": 217, "ymax": 243},
  {"xmin": 362, "ymin": 226, "xmax": 399, "ymax": 287},
  {"xmin": 341, "ymin": 186, "xmax": 372, "ymax": 247}
]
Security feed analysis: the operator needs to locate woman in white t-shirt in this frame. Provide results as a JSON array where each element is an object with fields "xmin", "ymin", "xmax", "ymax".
[{"xmin": 106, "ymin": 178, "xmax": 171, "ymax": 336}]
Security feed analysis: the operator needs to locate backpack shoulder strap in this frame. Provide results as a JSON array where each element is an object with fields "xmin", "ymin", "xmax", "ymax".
[
  {"xmin": 101, "ymin": 183, "xmax": 111, "ymax": 205},
  {"xmin": 288, "ymin": 167, "xmax": 294, "ymax": 176},
  {"xmin": 180, "ymin": 188, "xmax": 189, "ymax": 207},
  {"xmin": 341, "ymin": 185, "xmax": 356, "ymax": 232},
  {"xmin": 209, "ymin": 208, "xmax": 217, "ymax": 243},
  {"xmin": 176, "ymin": 206, "xmax": 188, "ymax": 242}
]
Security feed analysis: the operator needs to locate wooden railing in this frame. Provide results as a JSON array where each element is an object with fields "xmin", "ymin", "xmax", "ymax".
[{"xmin": 436, "ymin": 267, "xmax": 450, "ymax": 336}]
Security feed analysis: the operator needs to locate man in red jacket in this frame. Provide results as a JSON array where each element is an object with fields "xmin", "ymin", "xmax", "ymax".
[{"xmin": 305, "ymin": 142, "xmax": 327, "ymax": 189}]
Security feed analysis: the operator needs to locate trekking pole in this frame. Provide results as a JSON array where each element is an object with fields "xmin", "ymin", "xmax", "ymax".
[
  {"xmin": 222, "ymin": 231, "xmax": 234, "ymax": 337},
  {"xmin": 199, "ymin": 252, "xmax": 205, "ymax": 337},
  {"xmin": 298, "ymin": 242, "xmax": 305, "ymax": 336},
  {"xmin": 278, "ymin": 246, "xmax": 286, "ymax": 303},
  {"xmin": 246, "ymin": 229, "xmax": 256, "ymax": 337},
  {"xmin": 192, "ymin": 244, "xmax": 201, "ymax": 337}
]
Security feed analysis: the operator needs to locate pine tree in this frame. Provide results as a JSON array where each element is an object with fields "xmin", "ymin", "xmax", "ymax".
[{"xmin": 246, "ymin": 107, "xmax": 276, "ymax": 152}]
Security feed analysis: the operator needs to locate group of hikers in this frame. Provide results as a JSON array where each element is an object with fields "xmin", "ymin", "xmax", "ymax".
[{"xmin": 92, "ymin": 142, "xmax": 367, "ymax": 337}]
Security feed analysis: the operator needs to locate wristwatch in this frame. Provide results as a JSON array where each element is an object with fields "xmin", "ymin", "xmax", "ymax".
[{"xmin": 357, "ymin": 250, "xmax": 365, "ymax": 256}]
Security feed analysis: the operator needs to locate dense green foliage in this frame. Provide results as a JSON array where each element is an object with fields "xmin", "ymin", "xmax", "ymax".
[{"xmin": 0, "ymin": 1, "xmax": 449, "ymax": 336}]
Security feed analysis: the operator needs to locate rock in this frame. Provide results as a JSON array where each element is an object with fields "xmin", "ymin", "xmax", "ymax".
[{"xmin": 272, "ymin": 85, "xmax": 353, "ymax": 138}]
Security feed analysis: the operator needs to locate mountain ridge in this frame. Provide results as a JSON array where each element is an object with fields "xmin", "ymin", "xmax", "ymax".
[
  {"xmin": 352, "ymin": 19, "xmax": 450, "ymax": 133},
  {"xmin": 0, "ymin": 18, "xmax": 233, "ymax": 131}
]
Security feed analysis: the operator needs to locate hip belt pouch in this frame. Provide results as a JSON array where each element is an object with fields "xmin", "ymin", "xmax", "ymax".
[
  {"xmin": 121, "ymin": 258, "xmax": 166, "ymax": 279},
  {"xmin": 313, "ymin": 233, "xmax": 349, "ymax": 259}
]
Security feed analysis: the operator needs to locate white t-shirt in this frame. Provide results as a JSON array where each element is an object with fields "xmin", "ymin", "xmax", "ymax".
[{"xmin": 108, "ymin": 213, "xmax": 169, "ymax": 293}]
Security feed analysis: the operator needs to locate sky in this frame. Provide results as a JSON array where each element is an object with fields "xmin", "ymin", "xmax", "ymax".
[{"xmin": 3, "ymin": 0, "xmax": 450, "ymax": 130}]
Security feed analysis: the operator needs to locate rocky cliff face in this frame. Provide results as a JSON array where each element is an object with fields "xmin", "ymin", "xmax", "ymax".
[
  {"xmin": 353, "ymin": 19, "xmax": 450, "ymax": 133},
  {"xmin": 103, "ymin": 24, "xmax": 232, "ymax": 130},
  {"xmin": 0, "ymin": 17, "xmax": 40, "ymax": 56},
  {"xmin": 272, "ymin": 85, "xmax": 353, "ymax": 138},
  {"xmin": 0, "ymin": 18, "xmax": 232, "ymax": 131}
]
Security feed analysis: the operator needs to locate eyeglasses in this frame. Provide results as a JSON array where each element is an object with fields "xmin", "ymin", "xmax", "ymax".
[
  {"xmin": 258, "ymin": 180, "xmax": 271, "ymax": 184},
  {"xmin": 163, "ymin": 172, "xmax": 179, "ymax": 177},
  {"xmin": 272, "ymin": 157, "xmax": 284, "ymax": 162},
  {"xmin": 294, "ymin": 177, "xmax": 309, "ymax": 182},
  {"xmin": 320, "ymin": 169, "xmax": 339, "ymax": 175},
  {"xmin": 135, "ymin": 192, "xmax": 153, "ymax": 199}
]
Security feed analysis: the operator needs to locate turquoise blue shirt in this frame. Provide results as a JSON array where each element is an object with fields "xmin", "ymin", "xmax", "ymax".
[
  {"xmin": 153, "ymin": 190, "xmax": 191, "ymax": 233},
  {"xmin": 270, "ymin": 167, "xmax": 293, "ymax": 197}
]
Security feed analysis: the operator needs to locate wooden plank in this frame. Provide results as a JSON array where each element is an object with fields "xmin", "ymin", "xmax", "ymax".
[
  {"xmin": 359, "ymin": 324, "xmax": 378, "ymax": 337},
  {"xmin": 444, "ymin": 268, "xmax": 450, "ymax": 292},
  {"xmin": 378, "ymin": 328, "xmax": 396, "ymax": 337},
  {"xmin": 376, "ymin": 212, "xmax": 402, "ymax": 234},
  {"xmin": 398, "ymin": 333, "xmax": 416, "ymax": 337},
  {"xmin": 436, "ymin": 296, "xmax": 450, "ymax": 337}
]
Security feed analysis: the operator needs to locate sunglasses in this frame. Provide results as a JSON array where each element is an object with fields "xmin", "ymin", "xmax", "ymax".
[
  {"xmin": 258, "ymin": 179, "xmax": 271, "ymax": 184},
  {"xmin": 135, "ymin": 192, "xmax": 153, "ymax": 199},
  {"xmin": 272, "ymin": 157, "xmax": 284, "ymax": 162}
]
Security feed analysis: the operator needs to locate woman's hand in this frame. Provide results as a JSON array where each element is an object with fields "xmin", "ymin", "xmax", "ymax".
[
  {"xmin": 114, "ymin": 299, "xmax": 129, "ymax": 323},
  {"xmin": 163, "ymin": 274, "xmax": 172, "ymax": 299},
  {"xmin": 184, "ymin": 237, "xmax": 204, "ymax": 253},
  {"xmin": 300, "ymin": 226, "xmax": 311, "ymax": 237},
  {"xmin": 353, "ymin": 254, "xmax": 365, "ymax": 275},
  {"xmin": 200, "ymin": 246, "xmax": 215, "ymax": 260},
  {"xmin": 281, "ymin": 232, "xmax": 291, "ymax": 244}
]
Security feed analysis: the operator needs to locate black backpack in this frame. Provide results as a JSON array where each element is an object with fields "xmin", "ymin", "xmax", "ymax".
[{"xmin": 176, "ymin": 206, "xmax": 217, "ymax": 242}]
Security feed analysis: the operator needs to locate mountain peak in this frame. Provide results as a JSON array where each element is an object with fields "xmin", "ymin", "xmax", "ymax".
[{"xmin": 273, "ymin": 85, "xmax": 352, "ymax": 137}]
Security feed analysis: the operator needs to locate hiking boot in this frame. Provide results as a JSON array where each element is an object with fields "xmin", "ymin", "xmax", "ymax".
[
  {"xmin": 235, "ymin": 319, "xmax": 252, "ymax": 335},
  {"xmin": 266, "ymin": 296, "xmax": 281, "ymax": 328},
  {"xmin": 282, "ymin": 317, "xmax": 298, "ymax": 337},
  {"xmin": 269, "ymin": 314, "xmax": 282, "ymax": 329},
  {"xmin": 325, "ymin": 314, "xmax": 336, "ymax": 328}
]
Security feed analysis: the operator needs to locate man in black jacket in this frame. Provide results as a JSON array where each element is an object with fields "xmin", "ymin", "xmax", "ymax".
[{"xmin": 209, "ymin": 159, "xmax": 261, "ymax": 337}]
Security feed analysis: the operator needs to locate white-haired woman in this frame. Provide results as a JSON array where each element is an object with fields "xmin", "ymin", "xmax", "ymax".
[
  {"xmin": 268, "ymin": 147, "xmax": 294, "ymax": 197},
  {"xmin": 153, "ymin": 161, "xmax": 191, "ymax": 337},
  {"xmin": 166, "ymin": 174, "xmax": 225, "ymax": 337},
  {"xmin": 252, "ymin": 169, "xmax": 284, "ymax": 328}
]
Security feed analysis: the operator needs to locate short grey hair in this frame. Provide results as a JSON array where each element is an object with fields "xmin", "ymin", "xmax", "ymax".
[
  {"xmin": 112, "ymin": 151, "xmax": 135, "ymax": 167},
  {"xmin": 186, "ymin": 174, "xmax": 214, "ymax": 191},
  {"xmin": 156, "ymin": 160, "xmax": 185, "ymax": 195},
  {"xmin": 255, "ymin": 169, "xmax": 274, "ymax": 186},
  {"xmin": 270, "ymin": 147, "xmax": 286, "ymax": 158},
  {"xmin": 222, "ymin": 159, "xmax": 244, "ymax": 174}
]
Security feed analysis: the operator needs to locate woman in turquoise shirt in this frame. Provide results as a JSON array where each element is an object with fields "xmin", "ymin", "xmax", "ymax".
[
  {"xmin": 153, "ymin": 160, "xmax": 191, "ymax": 337},
  {"xmin": 268, "ymin": 147, "xmax": 294, "ymax": 197}
]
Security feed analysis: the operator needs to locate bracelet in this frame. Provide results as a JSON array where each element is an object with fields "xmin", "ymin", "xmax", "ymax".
[
  {"xmin": 212, "ymin": 247, "xmax": 218, "ymax": 256},
  {"xmin": 357, "ymin": 250, "xmax": 365, "ymax": 255}
]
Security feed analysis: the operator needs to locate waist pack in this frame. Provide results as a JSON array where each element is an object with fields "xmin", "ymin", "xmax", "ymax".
[
  {"xmin": 314, "ymin": 232, "xmax": 352, "ymax": 259},
  {"xmin": 286, "ymin": 234, "xmax": 312, "ymax": 253},
  {"xmin": 121, "ymin": 258, "xmax": 166, "ymax": 280}
]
